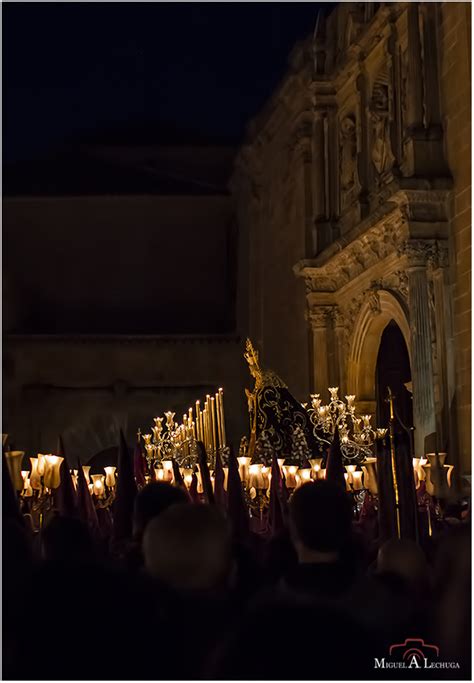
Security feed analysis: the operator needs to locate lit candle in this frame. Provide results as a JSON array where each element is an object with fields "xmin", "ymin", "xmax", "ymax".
[
  {"xmin": 210, "ymin": 397, "xmax": 217, "ymax": 452},
  {"xmin": 352, "ymin": 471, "xmax": 363, "ymax": 491},
  {"xmin": 5, "ymin": 451, "xmax": 25, "ymax": 492},
  {"xmin": 37, "ymin": 454, "xmax": 46, "ymax": 477},
  {"xmin": 237, "ymin": 456, "xmax": 252, "ymax": 485},
  {"xmin": 219, "ymin": 388, "xmax": 226, "ymax": 447},
  {"xmin": 30, "ymin": 457, "xmax": 41, "ymax": 490},
  {"xmin": 298, "ymin": 468, "xmax": 312, "ymax": 484},
  {"xmin": 162, "ymin": 460, "xmax": 173, "ymax": 482},
  {"xmin": 222, "ymin": 467, "xmax": 229, "ymax": 491},
  {"xmin": 344, "ymin": 473, "xmax": 351, "ymax": 492},
  {"xmin": 43, "ymin": 455, "xmax": 64, "ymax": 489},
  {"xmin": 249, "ymin": 463, "xmax": 264, "ymax": 489},
  {"xmin": 215, "ymin": 392, "xmax": 222, "ymax": 449},
  {"xmin": 104, "ymin": 466, "xmax": 116, "ymax": 488},
  {"xmin": 82, "ymin": 466, "xmax": 91, "ymax": 485},
  {"xmin": 91, "ymin": 474, "xmax": 105, "ymax": 498},
  {"xmin": 195, "ymin": 401, "xmax": 201, "ymax": 441},
  {"xmin": 155, "ymin": 468, "xmax": 165, "ymax": 481}
]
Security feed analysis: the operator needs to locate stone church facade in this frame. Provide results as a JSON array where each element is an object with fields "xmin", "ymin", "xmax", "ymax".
[{"xmin": 232, "ymin": 3, "xmax": 471, "ymax": 474}]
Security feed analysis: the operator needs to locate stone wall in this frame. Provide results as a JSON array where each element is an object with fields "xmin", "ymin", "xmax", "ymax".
[
  {"xmin": 3, "ymin": 335, "xmax": 249, "ymax": 463},
  {"xmin": 233, "ymin": 2, "xmax": 471, "ymax": 473},
  {"xmin": 438, "ymin": 1, "xmax": 471, "ymax": 471}
]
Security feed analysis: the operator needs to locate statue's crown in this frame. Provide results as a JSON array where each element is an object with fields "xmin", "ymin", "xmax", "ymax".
[{"xmin": 244, "ymin": 338, "xmax": 260, "ymax": 367}]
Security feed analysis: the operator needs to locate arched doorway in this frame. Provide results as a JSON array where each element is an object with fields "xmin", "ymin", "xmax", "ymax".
[{"xmin": 375, "ymin": 320, "xmax": 413, "ymax": 453}]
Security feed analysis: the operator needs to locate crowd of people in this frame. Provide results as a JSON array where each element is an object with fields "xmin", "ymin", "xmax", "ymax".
[{"xmin": 3, "ymin": 467, "xmax": 471, "ymax": 680}]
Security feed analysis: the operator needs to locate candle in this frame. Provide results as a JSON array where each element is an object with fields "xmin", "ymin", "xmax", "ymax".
[
  {"xmin": 249, "ymin": 463, "xmax": 265, "ymax": 489},
  {"xmin": 210, "ymin": 397, "xmax": 217, "ymax": 452},
  {"xmin": 237, "ymin": 456, "xmax": 252, "ymax": 485},
  {"xmin": 219, "ymin": 388, "xmax": 226, "ymax": 447},
  {"xmin": 155, "ymin": 468, "xmax": 165, "ymax": 481},
  {"xmin": 104, "ymin": 466, "xmax": 116, "ymax": 488},
  {"xmin": 352, "ymin": 471, "xmax": 363, "ymax": 491},
  {"xmin": 37, "ymin": 454, "xmax": 46, "ymax": 477},
  {"xmin": 162, "ymin": 460, "xmax": 173, "ymax": 482},
  {"xmin": 215, "ymin": 392, "xmax": 222, "ymax": 449},
  {"xmin": 5, "ymin": 451, "xmax": 25, "ymax": 492},
  {"xmin": 43, "ymin": 455, "xmax": 64, "ymax": 489},
  {"xmin": 298, "ymin": 468, "xmax": 312, "ymax": 484},
  {"xmin": 344, "ymin": 473, "xmax": 351, "ymax": 492},
  {"xmin": 195, "ymin": 401, "xmax": 200, "ymax": 440},
  {"xmin": 30, "ymin": 458, "xmax": 41, "ymax": 490},
  {"xmin": 91, "ymin": 474, "xmax": 105, "ymax": 498},
  {"xmin": 82, "ymin": 466, "xmax": 91, "ymax": 485}
]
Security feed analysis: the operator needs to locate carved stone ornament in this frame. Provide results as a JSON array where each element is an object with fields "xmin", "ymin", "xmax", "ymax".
[
  {"xmin": 298, "ymin": 213, "xmax": 407, "ymax": 293},
  {"xmin": 306, "ymin": 305, "xmax": 333, "ymax": 329},
  {"xmin": 403, "ymin": 239, "xmax": 438, "ymax": 268},
  {"xmin": 370, "ymin": 79, "xmax": 394, "ymax": 179}
]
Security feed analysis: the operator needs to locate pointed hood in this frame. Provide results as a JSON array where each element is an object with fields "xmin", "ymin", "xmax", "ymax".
[
  {"xmin": 213, "ymin": 448, "xmax": 226, "ymax": 510},
  {"xmin": 375, "ymin": 440, "xmax": 398, "ymax": 543},
  {"xmin": 2, "ymin": 449, "xmax": 23, "ymax": 525},
  {"xmin": 226, "ymin": 445, "xmax": 249, "ymax": 540},
  {"xmin": 112, "ymin": 430, "xmax": 138, "ymax": 542},
  {"xmin": 189, "ymin": 471, "xmax": 200, "ymax": 503},
  {"xmin": 268, "ymin": 452, "xmax": 288, "ymax": 536},
  {"xmin": 76, "ymin": 457, "xmax": 99, "ymax": 533},
  {"xmin": 325, "ymin": 429, "xmax": 346, "ymax": 491},
  {"xmin": 133, "ymin": 440, "xmax": 147, "ymax": 488},
  {"xmin": 197, "ymin": 441, "xmax": 214, "ymax": 505},
  {"xmin": 55, "ymin": 436, "xmax": 77, "ymax": 518}
]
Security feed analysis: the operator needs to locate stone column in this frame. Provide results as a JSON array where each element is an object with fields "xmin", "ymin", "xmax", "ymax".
[
  {"xmin": 406, "ymin": 241, "xmax": 437, "ymax": 457},
  {"xmin": 406, "ymin": 2, "xmax": 423, "ymax": 131},
  {"xmin": 330, "ymin": 307, "xmax": 347, "ymax": 395},
  {"xmin": 307, "ymin": 305, "xmax": 332, "ymax": 396}
]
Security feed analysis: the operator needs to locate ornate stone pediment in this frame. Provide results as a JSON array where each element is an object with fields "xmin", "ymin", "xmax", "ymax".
[{"xmin": 295, "ymin": 210, "xmax": 407, "ymax": 292}]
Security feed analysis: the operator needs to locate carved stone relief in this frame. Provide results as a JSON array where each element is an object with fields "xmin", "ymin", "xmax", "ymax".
[
  {"xmin": 370, "ymin": 75, "xmax": 395, "ymax": 182},
  {"xmin": 339, "ymin": 113, "xmax": 359, "ymax": 211}
]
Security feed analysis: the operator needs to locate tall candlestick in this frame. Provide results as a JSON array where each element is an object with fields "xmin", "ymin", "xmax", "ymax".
[
  {"xmin": 210, "ymin": 397, "xmax": 217, "ymax": 452},
  {"xmin": 215, "ymin": 392, "xmax": 222, "ymax": 449},
  {"xmin": 195, "ymin": 401, "xmax": 201, "ymax": 440},
  {"xmin": 219, "ymin": 388, "xmax": 226, "ymax": 447}
]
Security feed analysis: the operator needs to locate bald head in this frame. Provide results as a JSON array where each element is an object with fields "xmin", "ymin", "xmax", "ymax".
[{"xmin": 143, "ymin": 503, "xmax": 232, "ymax": 591}]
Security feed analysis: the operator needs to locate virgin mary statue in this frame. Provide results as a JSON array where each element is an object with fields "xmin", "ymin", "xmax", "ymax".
[{"xmin": 244, "ymin": 339, "xmax": 316, "ymax": 459}]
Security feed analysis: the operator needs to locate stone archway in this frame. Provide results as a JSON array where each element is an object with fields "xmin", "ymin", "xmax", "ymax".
[{"xmin": 347, "ymin": 290, "xmax": 411, "ymax": 412}]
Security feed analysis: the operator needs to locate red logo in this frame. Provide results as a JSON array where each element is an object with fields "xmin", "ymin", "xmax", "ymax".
[{"xmin": 389, "ymin": 638, "xmax": 440, "ymax": 661}]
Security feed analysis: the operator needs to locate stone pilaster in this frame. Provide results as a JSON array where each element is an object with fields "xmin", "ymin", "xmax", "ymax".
[
  {"xmin": 307, "ymin": 305, "xmax": 332, "ymax": 396},
  {"xmin": 330, "ymin": 306, "xmax": 347, "ymax": 395},
  {"xmin": 313, "ymin": 109, "xmax": 331, "ymax": 252},
  {"xmin": 406, "ymin": 241, "xmax": 437, "ymax": 457}
]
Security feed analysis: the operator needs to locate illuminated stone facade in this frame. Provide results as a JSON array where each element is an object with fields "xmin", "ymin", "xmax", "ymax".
[{"xmin": 233, "ymin": 3, "xmax": 471, "ymax": 474}]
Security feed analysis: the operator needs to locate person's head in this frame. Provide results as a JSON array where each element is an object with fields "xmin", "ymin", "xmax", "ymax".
[
  {"xmin": 40, "ymin": 515, "xmax": 95, "ymax": 565},
  {"xmin": 289, "ymin": 481, "xmax": 353, "ymax": 562},
  {"xmin": 143, "ymin": 503, "xmax": 233, "ymax": 592},
  {"xmin": 376, "ymin": 538, "xmax": 429, "ymax": 593},
  {"xmin": 133, "ymin": 481, "xmax": 188, "ymax": 539}
]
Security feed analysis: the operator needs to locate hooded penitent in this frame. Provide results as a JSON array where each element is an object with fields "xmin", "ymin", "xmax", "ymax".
[
  {"xmin": 325, "ymin": 428, "xmax": 346, "ymax": 492},
  {"xmin": 112, "ymin": 431, "xmax": 137, "ymax": 543},
  {"xmin": 226, "ymin": 445, "xmax": 249, "ymax": 540},
  {"xmin": 55, "ymin": 435, "xmax": 77, "ymax": 519}
]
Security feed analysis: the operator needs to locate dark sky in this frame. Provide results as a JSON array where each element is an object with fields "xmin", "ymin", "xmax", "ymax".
[{"xmin": 3, "ymin": 3, "xmax": 334, "ymax": 163}]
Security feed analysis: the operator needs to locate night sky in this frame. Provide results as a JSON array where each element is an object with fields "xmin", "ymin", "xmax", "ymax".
[{"xmin": 4, "ymin": 3, "xmax": 334, "ymax": 163}]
